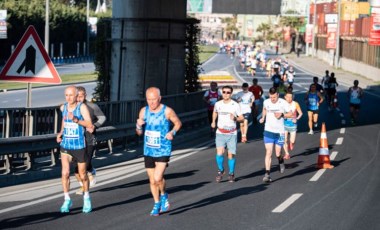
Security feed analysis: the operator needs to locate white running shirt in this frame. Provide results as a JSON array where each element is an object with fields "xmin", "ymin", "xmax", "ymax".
[
  {"xmin": 214, "ymin": 100, "xmax": 242, "ymax": 135},
  {"xmin": 263, "ymin": 98, "xmax": 288, "ymax": 134},
  {"xmin": 235, "ymin": 91, "xmax": 255, "ymax": 114}
]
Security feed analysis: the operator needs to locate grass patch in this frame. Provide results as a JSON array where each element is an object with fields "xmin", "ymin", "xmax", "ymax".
[
  {"xmin": 0, "ymin": 72, "xmax": 98, "ymax": 90},
  {"xmin": 199, "ymin": 45, "xmax": 219, "ymax": 63}
]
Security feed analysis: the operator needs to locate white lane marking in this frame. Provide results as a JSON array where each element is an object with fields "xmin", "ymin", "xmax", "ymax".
[
  {"xmin": 309, "ymin": 169, "xmax": 326, "ymax": 182},
  {"xmin": 340, "ymin": 128, "xmax": 345, "ymax": 134},
  {"xmin": 272, "ymin": 193, "xmax": 303, "ymax": 213},
  {"xmin": 330, "ymin": 151, "xmax": 338, "ymax": 160},
  {"xmin": 342, "ymin": 120, "xmax": 346, "ymax": 125},
  {"xmin": 2, "ymin": 101, "xmax": 8, "ymax": 103},
  {"xmin": 336, "ymin": 137, "xmax": 344, "ymax": 145},
  {"xmin": 340, "ymin": 113, "xmax": 344, "ymax": 118},
  {"xmin": 336, "ymin": 108, "xmax": 341, "ymax": 112}
]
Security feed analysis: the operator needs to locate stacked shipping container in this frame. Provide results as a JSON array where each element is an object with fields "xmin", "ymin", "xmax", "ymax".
[{"xmin": 311, "ymin": 1, "xmax": 370, "ymax": 37}]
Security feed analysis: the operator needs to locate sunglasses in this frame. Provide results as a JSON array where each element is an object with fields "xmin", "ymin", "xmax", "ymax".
[{"xmin": 222, "ymin": 91, "xmax": 232, "ymax": 94}]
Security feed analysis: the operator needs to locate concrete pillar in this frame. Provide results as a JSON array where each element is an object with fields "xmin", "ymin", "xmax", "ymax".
[{"xmin": 111, "ymin": 0, "xmax": 187, "ymax": 101}]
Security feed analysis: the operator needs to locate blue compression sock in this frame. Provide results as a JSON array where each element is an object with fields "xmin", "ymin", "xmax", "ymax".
[
  {"xmin": 216, "ymin": 154, "xmax": 224, "ymax": 172},
  {"xmin": 228, "ymin": 158, "xmax": 236, "ymax": 174}
]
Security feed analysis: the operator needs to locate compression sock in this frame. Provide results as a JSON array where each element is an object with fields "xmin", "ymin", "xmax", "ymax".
[
  {"xmin": 228, "ymin": 158, "xmax": 236, "ymax": 174},
  {"xmin": 277, "ymin": 156, "xmax": 284, "ymax": 164},
  {"xmin": 216, "ymin": 154, "xmax": 224, "ymax": 172}
]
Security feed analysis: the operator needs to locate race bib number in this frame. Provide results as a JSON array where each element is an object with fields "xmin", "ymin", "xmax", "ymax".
[
  {"xmin": 64, "ymin": 122, "xmax": 79, "ymax": 138},
  {"xmin": 145, "ymin": 130, "xmax": 161, "ymax": 148}
]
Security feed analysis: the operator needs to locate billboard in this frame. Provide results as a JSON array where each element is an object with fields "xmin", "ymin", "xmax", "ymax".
[
  {"xmin": 326, "ymin": 23, "xmax": 337, "ymax": 49},
  {"xmin": 187, "ymin": 0, "xmax": 212, "ymax": 13},
  {"xmin": 0, "ymin": 10, "xmax": 7, "ymax": 39}
]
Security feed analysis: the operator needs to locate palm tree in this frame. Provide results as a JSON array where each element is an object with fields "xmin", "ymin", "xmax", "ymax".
[
  {"xmin": 221, "ymin": 15, "xmax": 239, "ymax": 40},
  {"xmin": 256, "ymin": 23, "xmax": 271, "ymax": 44}
]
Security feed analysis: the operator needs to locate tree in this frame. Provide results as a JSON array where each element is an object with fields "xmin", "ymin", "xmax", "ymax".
[
  {"xmin": 256, "ymin": 23, "xmax": 272, "ymax": 44},
  {"xmin": 221, "ymin": 15, "xmax": 239, "ymax": 40}
]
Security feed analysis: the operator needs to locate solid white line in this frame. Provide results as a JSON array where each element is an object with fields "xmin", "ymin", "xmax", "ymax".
[
  {"xmin": 342, "ymin": 120, "xmax": 346, "ymax": 125},
  {"xmin": 309, "ymin": 169, "xmax": 326, "ymax": 182},
  {"xmin": 336, "ymin": 137, "xmax": 344, "ymax": 145},
  {"xmin": 340, "ymin": 128, "xmax": 345, "ymax": 134},
  {"xmin": 330, "ymin": 151, "xmax": 338, "ymax": 160},
  {"xmin": 272, "ymin": 193, "xmax": 303, "ymax": 213}
]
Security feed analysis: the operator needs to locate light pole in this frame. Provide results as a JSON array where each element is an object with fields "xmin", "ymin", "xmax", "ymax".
[
  {"xmin": 311, "ymin": 0, "xmax": 317, "ymax": 57},
  {"xmin": 334, "ymin": 0, "xmax": 341, "ymax": 68},
  {"xmin": 86, "ymin": 0, "xmax": 90, "ymax": 56},
  {"xmin": 45, "ymin": 0, "xmax": 49, "ymax": 54}
]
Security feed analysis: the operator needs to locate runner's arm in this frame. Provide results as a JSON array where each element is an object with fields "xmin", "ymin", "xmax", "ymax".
[
  {"xmin": 136, "ymin": 107, "xmax": 145, "ymax": 136},
  {"xmin": 78, "ymin": 104, "xmax": 93, "ymax": 128},
  {"xmin": 165, "ymin": 107, "xmax": 182, "ymax": 140},
  {"xmin": 93, "ymin": 104, "xmax": 106, "ymax": 128}
]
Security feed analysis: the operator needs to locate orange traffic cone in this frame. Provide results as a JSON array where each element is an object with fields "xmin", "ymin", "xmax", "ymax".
[{"xmin": 317, "ymin": 123, "xmax": 334, "ymax": 169}]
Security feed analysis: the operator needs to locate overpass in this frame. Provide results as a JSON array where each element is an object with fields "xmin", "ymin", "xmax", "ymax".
[{"xmin": 109, "ymin": 0, "xmax": 282, "ymax": 102}]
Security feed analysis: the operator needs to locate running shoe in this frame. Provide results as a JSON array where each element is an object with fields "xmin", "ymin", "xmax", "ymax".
[
  {"xmin": 263, "ymin": 173, "xmax": 272, "ymax": 183},
  {"xmin": 228, "ymin": 174, "xmax": 235, "ymax": 182},
  {"xmin": 76, "ymin": 186, "xmax": 84, "ymax": 195},
  {"xmin": 60, "ymin": 199, "xmax": 72, "ymax": 213},
  {"xmin": 82, "ymin": 197, "xmax": 92, "ymax": 213},
  {"xmin": 160, "ymin": 193, "xmax": 170, "ymax": 213},
  {"xmin": 150, "ymin": 202, "xmax": 161, "ymax": 216},
  {"xmin": 308, "ymin": 130, "xmax": 314, "ymax": 135},
  {"xmin": 280, "ymin": 163, "xmax": 285, "ymax": 173},
  {"xmin": 216, "ymin": 170, "xmax": 225, "ymax": 183}
]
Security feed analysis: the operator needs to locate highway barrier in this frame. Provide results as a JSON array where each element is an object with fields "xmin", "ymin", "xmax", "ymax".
[{"xmin": 0, "ymin": 91, "xmax": 208, "ymax": 174}]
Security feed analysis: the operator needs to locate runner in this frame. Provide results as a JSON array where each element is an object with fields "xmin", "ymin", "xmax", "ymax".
[
  {"xmin": 285, "ymin": 65, "xmax": 295, "ymax": 88},
  {"xmin": 327, "ymin": 72, "xmax": 339, "ymax": 110},
  {"xmin": 259, "ymin": 87, "xmax": 292, "ymax": 183},
  {"xmin": 234, "ymin": 83, "xmax": 255, "ymax": 143},
  {"xmin": 74, "ymin": 86, "xmax": 107, "ymax": 195},
  {"xmin": 283, "ymin": 91, "xmax": 303, "ymax": 158},
  {"xmin": 321, "ymin": 70, "xmax": 330, "ymax": 102},
  {"xmin": 347, "ymin": 80, "xmax": 363, "ymax": 125},
  {"xmin": 211, "ymin": 86, "xmax": 244, "ymax": 183},
  {"xmin": 309, "ymin": 77, "xmax": 324, "ymax": 94},
  {"xmin": 136, "ymin": 87, "xmax": 182, "ymax": 216},
  {"xmin": 305, "ymin": 84, "xmax": 324, "ymax": 134},
  {"xmin": 271, "ymin": 69, "xmax": 282, "ymax": 91},
  {"xmin": 248, "ymin": 78, "xmax": 264, "ymax": 122},
  {"xmin": 203, "ymin": 82, "xmax": 222, "ymax": 135},
  {"xmin": 56, "ymin": 85, "xmax": 93, "ymax": 213}
]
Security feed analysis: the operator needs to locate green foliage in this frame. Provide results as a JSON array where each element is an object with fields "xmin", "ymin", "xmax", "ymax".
[
  {"xmin": 92, "ymin": 18, "xmax": 111, "ymax": 101},
  {"xmin": 184, "ymin": 17, "xmax": 201, "ymax": 93},
  {"xmin": 221, "ymin": 15, "xmax": 239, "ymax": 40}
]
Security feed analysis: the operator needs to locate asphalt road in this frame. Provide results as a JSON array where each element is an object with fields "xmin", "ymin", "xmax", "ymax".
[
  {"xmin": 0, "ymin": 53, "xmax": 379, "ymax": 229},
  {"xmin": 0, "ymin": 63, "xmax": 96, "ymax": 108}
]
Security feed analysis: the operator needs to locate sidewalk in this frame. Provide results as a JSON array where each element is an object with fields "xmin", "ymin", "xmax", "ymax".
[{"xmin": 283, "ymin": 52, "xmax": 379, "ymax": 90}]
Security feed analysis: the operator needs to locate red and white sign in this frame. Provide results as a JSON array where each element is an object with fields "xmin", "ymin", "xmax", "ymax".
[
  {"xmin": 0, "ymin": 25, "xmax": 61, "ymax": 84},
  {"xmin": 305, "ymin": 24, "xmax": 313, "ymax": 44},
  {"xmin": 326, "ymin": 23, "xmax": 337, "ymax": 49},
  {"xmin": 369, "ymin": 7, "xmax": 380, "ymax": 46}
]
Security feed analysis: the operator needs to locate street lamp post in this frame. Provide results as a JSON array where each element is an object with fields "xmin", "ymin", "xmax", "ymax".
[
  {"xmin": 334, "ymin": 0, "xmax": 341, "ymax": 68},
  {"xmin": 311, "ymin": 0, "xmax": 317, "ymax": 57},
  {"xmin": 86, "ymin": 0, "xmax": 90, "ymax": 56}
]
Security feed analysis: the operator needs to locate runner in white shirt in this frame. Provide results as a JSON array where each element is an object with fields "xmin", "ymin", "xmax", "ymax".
[
  {"xmin": 259, "ymin": 87, "xmax": 292, "ymax": 183},
  {"xmin": 212, "ymin": 86, "xmax": 244, "ymax": 183},
  {"xmin": 234, "ymin": 83, "xmax": 255, "ymax": 143}
]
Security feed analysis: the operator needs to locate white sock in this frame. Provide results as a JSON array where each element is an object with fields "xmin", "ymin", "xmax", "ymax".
[
  {"xmin": 83, "ymin": 192, "xmax": 90, "ymax": 199},
  {"xmin": 79, "ymin": 181, "xmax": 83, "ymax": 186},
  {"xmin": 64, "ymin": 193, "xmax": 70, "ymax": 200}
]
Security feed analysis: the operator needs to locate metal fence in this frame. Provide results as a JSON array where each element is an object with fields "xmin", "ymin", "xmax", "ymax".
[
  {"xmin": 0, "ymin": 90, "xmax": 205, "ymax": 138},
  {"xmin": 315, "ymin": 36, "xmax": 380, "ymax": 68}
]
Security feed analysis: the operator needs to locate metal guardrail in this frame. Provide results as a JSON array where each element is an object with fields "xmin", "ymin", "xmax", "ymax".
[{"xmin": 0, "ymin": 91, "xmax": 208, "ymax": 174}]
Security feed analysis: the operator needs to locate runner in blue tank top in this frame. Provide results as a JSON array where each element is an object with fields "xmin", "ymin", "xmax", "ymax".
[
  {"xmin": 136, "ymin": 87, "xmax": 182, "ymax": 216},
  {"xmin": 56, "ymin": 86, "xmax": 93, "ymax": 213},
  {"xmin": 305, "ymin": 84, "xmax": 323, "ymax": 135}
]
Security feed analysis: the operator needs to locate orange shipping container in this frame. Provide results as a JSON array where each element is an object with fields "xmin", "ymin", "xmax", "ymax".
[
  {"xmin": 362, "ymin": 17, "xmax": 370, "ymax": 37},
  {"xmin": 358, "ymin": 2, "xmax": 370, "ymax": 15},
  {"xmin": 317, "ymin": 4, "xmax": 324, "ymax": 14},
  {"xmin": 340, "ymin": 20, "xmax": 350, "ymax": 36},
  {"xmin": 318, "ymin": 13, "xmax": 325, "ymax": 26},
  {"xmin": 355, "ymin": 18, "xmax": 363, "ymax": 37}
]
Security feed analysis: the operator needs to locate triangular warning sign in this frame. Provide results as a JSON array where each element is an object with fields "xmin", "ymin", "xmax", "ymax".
[{"xmin": 0, "ymin": 25, "xmax": 61, "ymax": 84}]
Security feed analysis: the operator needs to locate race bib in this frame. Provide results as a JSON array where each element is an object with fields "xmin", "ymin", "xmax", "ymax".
[
  {"xmin": 64, "ymin": 122, "xmax": 79, "ymax": 138},
  {"xmin": 145, "ymin": 130, "xmax": 161, "ymax": 148}
]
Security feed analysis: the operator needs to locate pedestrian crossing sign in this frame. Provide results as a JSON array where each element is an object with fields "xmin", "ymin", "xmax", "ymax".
[{"xmin": 0, "ymin": 25, "xmax": 61, "ymax": 84}]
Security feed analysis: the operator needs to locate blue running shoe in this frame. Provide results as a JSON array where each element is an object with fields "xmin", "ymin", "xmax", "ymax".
[
  {"xmin": 160, "ymin": 193, "xmax": 170, "ymax": 213},
  {"xmin": 150, "ymin": 202, "xmax": 161, "ymax": 216},
  {"xmin": 82, "ymin": 197, "xmax": 92, "ymax": 213},
  {"xmin": 60, "ymin": 199, "xmax": 72, "ymax": 213}
]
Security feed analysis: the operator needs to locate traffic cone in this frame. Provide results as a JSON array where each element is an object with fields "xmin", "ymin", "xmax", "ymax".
[{"xmin": 317, "ymin": 123, "xmax": 334, "ymax": 169}]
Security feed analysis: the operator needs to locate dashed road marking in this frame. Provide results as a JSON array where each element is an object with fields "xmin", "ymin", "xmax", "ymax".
[
  {"xmin": 340, "ymin": 113, "xmax": 344, "ymax": 118},
  {"xmin": 340, "ymin": 128, "xmax": 345, "ymax": 134},
  {"xmin": 310, "ymin": 169, "xmax": 326, "ymax": 182},
  {"xmin": 336, "ymin": 137, "xmax": 344, "ymax": 145},
  {"xmin": 342, "ymin": 120, "xmax": 346, "ymax": 125},
  {"xmin": 330, "ymin": 151, "xmax": 338, "ymax": 160},
  {"xmin": 272, "ymin": 193, "xmax": 303, "ymax": 213}
]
